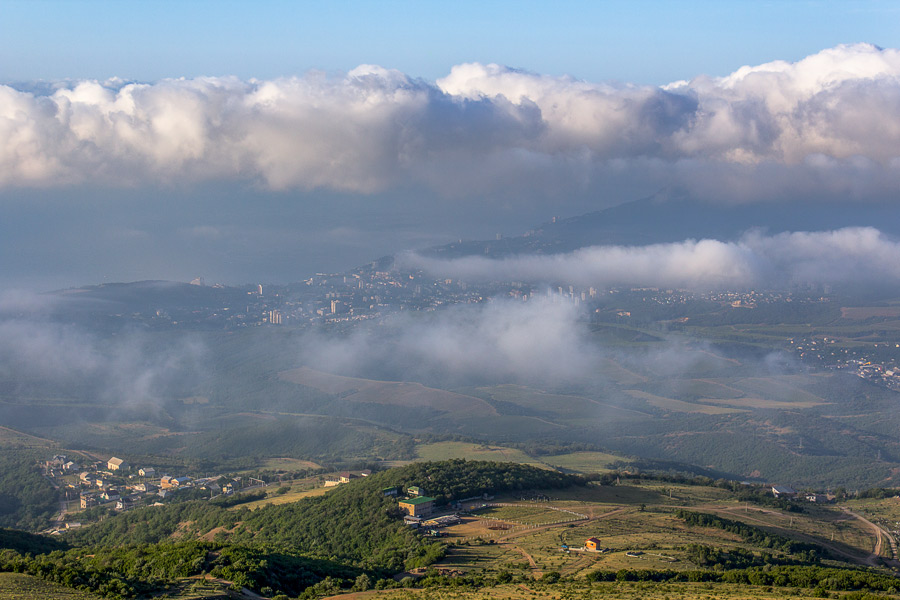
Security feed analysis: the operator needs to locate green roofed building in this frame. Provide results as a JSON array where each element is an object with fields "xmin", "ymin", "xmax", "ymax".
[{"xmin": 398, "ymin": 495, "xmax": 435, "ymax": 517}]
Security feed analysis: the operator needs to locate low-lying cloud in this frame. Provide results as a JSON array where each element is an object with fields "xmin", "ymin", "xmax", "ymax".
[
  {"xmin": 2, "ymin": 44, "xmax": 900, "ymax": 202},
  {"xmin": 298, "ymin": 296, "xmax": 799, "ymax": 392},
  {"xmin": 403, "ymin": 227, "xmax": 900, "ymax": 289},
  {"xmin": 0, "ymin": 316, "xmax": 207, "ymax": 410},
  {"xmin": 301, "ymin": 299, "xmax": 595, "ymax": 386}
]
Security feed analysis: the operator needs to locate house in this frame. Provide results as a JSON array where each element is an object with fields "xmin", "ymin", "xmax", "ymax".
[
  {"xmin": 398, "ymin": 496, "xmax": 435, "ymax": 517},
  {"xmin": 585, "ymin": 537, "xmax": 602, "ymax": 551},
  {"xmin": 805, "ymin": 493, "xmax": 830, "ymax": 503},
  {"xmin": 133, "ymin": 482, "xmax": 157, "ymax": 493},
  {"xmin": 160, "ymin": 475, "xmax": 191, "ymax": 489},
  {"xmin": 107, "ymin": 457, "xmax": 128, "ymax": 471},
  {"xmin": 138, "ymin": 467, "xmax": 156, "ymax": 477},
  {"xmin": 407, "ymin": 486, "xmax": 425, "ymax": 497},
  {"xmin": 80, "ymin": 494, "xmax": 99, "ymax": 509},
  {"xmin": 382, "ymin": 486, "xmax": 402, "ymax": 497},
  {"xmin": 79, "ymin": 472, "xmax": 95, "ymax": 483},
  {"xmin": 101, "ymin": 490, "xmax": 121, "ymax": 502},
  {"xmin": 324, "ymin": 476, "xmax": 343, "ymax": 487},
  {"xmin": 360, "ymin": 469, "xmax": 372, "ymax": 477},
  {"xmin": 772, "ymin": 486, "xmax": 797, "ymax": 499}
]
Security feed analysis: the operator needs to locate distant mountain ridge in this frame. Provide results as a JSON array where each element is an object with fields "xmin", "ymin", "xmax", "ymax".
[{"xmin": 418, "ymin": 192, "xmax": 900, "ymax": 260}]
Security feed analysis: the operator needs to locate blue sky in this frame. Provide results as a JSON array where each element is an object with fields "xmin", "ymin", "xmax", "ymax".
[{"xmin": 2, "ymin": 0, "xmax": 898, "ymax": 84}]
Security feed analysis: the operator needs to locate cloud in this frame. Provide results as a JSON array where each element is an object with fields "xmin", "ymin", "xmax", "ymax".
[
  {"xmin": 2, "ymin": 44, "xmax": 900, "ymax": 202},
  {"xmin": 402, "ymin": 227, "xmax": 900, "ymax": 290},
  {"xmin": 0, "ymin": 315, "xmax": 207, "ymax": 410},
  {"xmin": 301, "ymin": 299, "xmax": 595, "ymax": 385}
]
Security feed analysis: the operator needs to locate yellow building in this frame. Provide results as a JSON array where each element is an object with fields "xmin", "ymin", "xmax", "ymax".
[{"xmin": 398, "ymin": 496, "xmax": 435, "ymax": 517}]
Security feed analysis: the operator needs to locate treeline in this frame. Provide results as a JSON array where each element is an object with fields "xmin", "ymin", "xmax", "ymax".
[
  {"xmin": 398, "ymin": 564, "xmax": 900, "ymax": 595},
  {"xmin": 857, "ymin": 487, "xmax": 900, "ymax": 500},
  {"xmin": 0, "ymin": 527, "xmax": 68, "ymax": 555},
  {"xmin": 0, "ymin": 541, "xmax": 361, "ymax": 599},
  {"xmin": 682, "ymin": 544, "xmax": 817, "ymax": 569},
  {"xmin": 0, "ymin": 448, "xmax": 59, "ymax": 530},
  {"xmin": 584, "ymin": 564, "xmax": 900, "ymax": 592},
  {"xmin": 591, "ymin": 470, "xmax": 804, "ymax": 512},
  {"xmin": 675, "ymin": 510, "xmax": 824, "ymax": 562}
]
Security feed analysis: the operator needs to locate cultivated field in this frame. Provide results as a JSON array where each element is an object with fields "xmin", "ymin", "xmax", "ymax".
[{"xmin": 423, "ymin": 481, "xmax": 888, "ymax": 582}]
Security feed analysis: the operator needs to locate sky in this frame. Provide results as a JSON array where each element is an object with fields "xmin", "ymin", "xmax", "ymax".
[{"xmin": 2, "ymin": 1, "xmax": 900, "ymax": 290}]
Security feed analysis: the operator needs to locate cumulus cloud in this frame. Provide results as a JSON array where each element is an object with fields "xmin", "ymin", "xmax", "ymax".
[
  {"xmin": 2, "ymin": 44, "xmax": 900, "ymax": 201},
  {"xmin": 402, "ymin": 227, "xmax": 900, "ymax": 289}
]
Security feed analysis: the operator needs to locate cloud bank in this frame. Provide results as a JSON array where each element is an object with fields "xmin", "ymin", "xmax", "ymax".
[
  {"xmin": 2, "ymin": 44, "xmax": 900, "ymax": 201},
  {"xmin": 301, "ymin": 298, "xmax": 596, "ymax": 386},
  {"xmin": 0, "ymin": 315, "xmax": 207, "ymax": 410},
  {"xmin": 403, "ymin": 227, "xmax": 900, "ymax": 289}
]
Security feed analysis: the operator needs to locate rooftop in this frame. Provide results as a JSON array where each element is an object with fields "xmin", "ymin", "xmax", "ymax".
[{"xmin": 399, "ymin": 496, "xmax": 436, "ymax": 505}]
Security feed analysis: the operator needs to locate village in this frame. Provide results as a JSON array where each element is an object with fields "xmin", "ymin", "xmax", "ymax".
[{"xmin": 41, "ymin": 454, "xmax": 261, "ymax": 531}]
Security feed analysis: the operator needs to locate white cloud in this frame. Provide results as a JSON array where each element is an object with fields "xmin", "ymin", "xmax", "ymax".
[
  {"xmin": 402, "ymin": 227, "xmax": 900, "ymax": 289},
  {"xmin": 302, "ymin": 298, "xmax": 595, "ymax": 385},
  {"xmin": 0, "ymin": 316, "xmax": 207, "ymax": 409},
  {"xmin": 2, "ymin": 44, "xmax": 900, "ymax": 201}
]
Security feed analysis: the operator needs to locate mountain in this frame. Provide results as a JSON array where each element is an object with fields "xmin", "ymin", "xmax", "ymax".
[{"xmin": 419, "ymin": 191, "xmax": 900, "ymax": 259}]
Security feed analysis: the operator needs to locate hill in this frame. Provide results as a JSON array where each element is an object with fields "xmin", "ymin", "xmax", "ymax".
[
  {"xmin": 6, "ymin": 461, "xmax": 900, "ymax": 599},
  {"xmin": 418, "ymin": 191, "xmax": 900, "ymax": 260}
]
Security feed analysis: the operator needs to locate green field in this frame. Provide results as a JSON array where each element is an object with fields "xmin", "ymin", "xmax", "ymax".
[
  {"xmin": 541, "ymin": 451, "xmax": 631, "ymax": 473},
  {"xmin": 414, "ymin": 442, "xmax": 543, "ymax": 465},
  {"xmin": 235, "ymin": 484, "xmax": 334, "ymax": 510}
]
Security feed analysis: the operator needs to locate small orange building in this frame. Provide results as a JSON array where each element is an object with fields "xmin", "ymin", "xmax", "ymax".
[{"xmin": 585, "ymin": 537, "xmax": 601, "ymax": 551}]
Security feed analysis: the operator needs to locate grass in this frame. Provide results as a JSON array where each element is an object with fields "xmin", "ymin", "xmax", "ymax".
[
  {"xmin": 259, "ymin": 457, "xmax": 322, "ymax": 470},
  {"xmin": 427, "ymin": 481, "xmax": 890, "ymax": 582},
  {"xmin": 328, "ymin": 581, "xmax": 889, "ymax": 600},
  {"xmin": 0, "ymin": 426, "xmax": 57, "ymax": 449},
  {"xmin": 0, "ymin": 573, "xmax": 103, "ymax": 600},
  {"xmin": 541, "ymin": 451, "xmax": 632, "ymax": 473},
  {"xmin": 414, "ymin": 442, "xmax": 543, "ymax": 465},
  {"xmin": 230, "ymin": 484, "xmax": 334, "ymax": 511},
  {"xmin": 474, "ymin": 505, "xmax": 581, "ymax": 526},
  {"xmin": 625, "ymin": 390, "xmax": 745, "ymax": 414}
]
